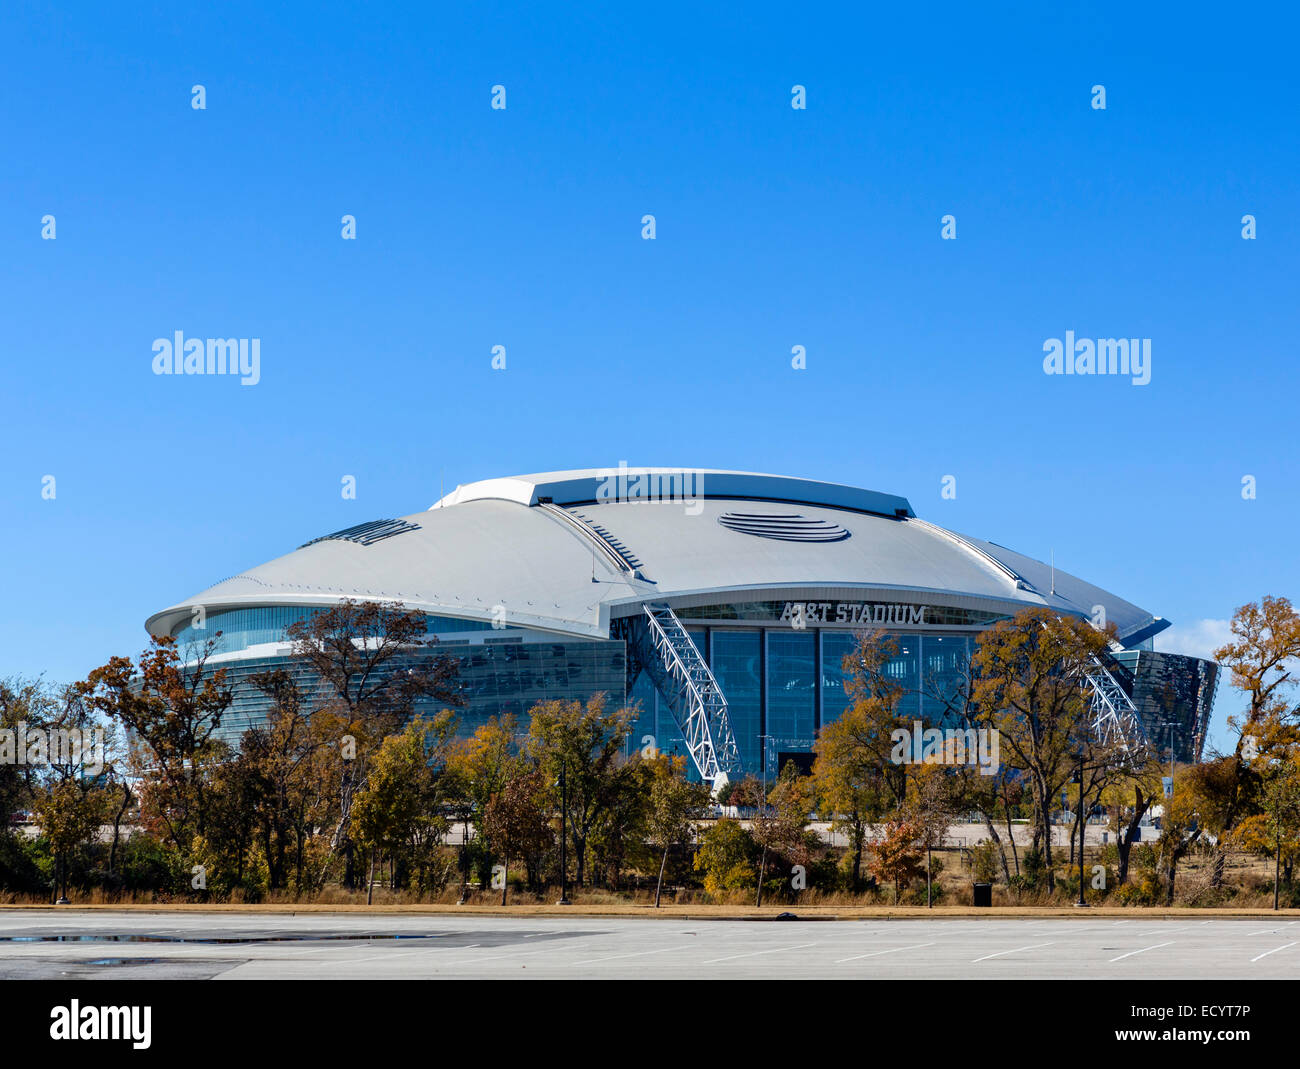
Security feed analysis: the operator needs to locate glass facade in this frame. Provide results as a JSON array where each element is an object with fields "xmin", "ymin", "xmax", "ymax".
[
  {"xmin": 172, "ymin": 605, "xmax": 989, "ymax": 776},
  {"xmin": 198, "ymin": 637, "xmax": 625, "ymax": 747},
  {"xmin": 1112, "ymin": 650, "xmax": 1219, "ymax": 762},
  {"xmin": 710, "ymin": 631, "xmax": 763, "ymax": 773},
  {"xmin": 765, "ymin": 631, "xmax": 816, "ymax": 756},
  {"xmin": 173, "ymin": 606, "xmax": 501, "ymax": 658}
]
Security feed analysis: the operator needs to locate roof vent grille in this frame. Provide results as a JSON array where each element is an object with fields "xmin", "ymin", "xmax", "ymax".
[
  {"xmin": 717, "ymin": 512, "xmax": 850, "ymax": 543},
  {"xmin": 301, "ymin": 519, "xmax": 421, "ymax": 548}
]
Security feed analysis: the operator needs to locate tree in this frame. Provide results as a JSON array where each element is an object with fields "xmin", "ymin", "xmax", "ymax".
[
  {"xmin": 349, "ymin": 713, "xmax": 456, "ymax": 903},
  {"xmin": 1099, "ymin": 755, "xmax": 1164, "ymax": 885},
  {"xmin": 238, "ymin": 670, "xmax": 330, "ymax": 894},
  {"xmin": 693, "ymin": 817, "xmax": 759, "ymax": 898},
  {"xmin": 82, "ymin": 635, "xmax": 232, "ymax": 857},
  {"xmin": 284, "ymin": 600, "xmax": 462, "ymax": 886},
  {"xmin": 525, "ymin": 694, "xmax": 634, "ymax": 888},
  {"xmin": 904, "ymin": 762, "xmax": 958, "ymax": 905},
  {"xmin": 445, "ymin": 715, "xmax": 519, "ymax": 892},
  {"xmin": 969, "ymin": 609, "xmax": 1113, "ymax": 891},
  {"xmin": 869, "ymin": 820, "xmax": 925, "ymax": 904},
  {"xmin": 31, "ymin": 684, "xmax": 111, "ymax": 902},
  {"xmin": 1208, "ymin": 596, "xmax": 1300, "ymax": 884},
  {"xmin": 482, "ymin": 767, "xmax": 554, "ymax": 903},
  {"xmin": 811, "ymin": 704, "xmax": 893, "ymax": 888},
  {"xmin": 35, "ymin": 780, "xmax": 106, "ymax": 903},
  {"xmin": 742, "ymin": 766, "xmax": 813, "ymax": 906},
  {"xmin": 1230, "ymin": 757, "xmax": 1300, "ymax": 904},
  {"xmin": 588, "ymin": 757, "xmax": 653, "ymax": 892},
  {"xmin": 645, "ymin": 756, "xmax": 712, "ymax": 907}
]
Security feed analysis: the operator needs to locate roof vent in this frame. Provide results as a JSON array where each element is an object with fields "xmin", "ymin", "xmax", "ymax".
[
  {"xmin": 717, "ymin": 512, "xmax": 850, "ymax": 543},
  {"xmin": 301, "ymin": 519, "xmax": 421, "ymax": 548}
]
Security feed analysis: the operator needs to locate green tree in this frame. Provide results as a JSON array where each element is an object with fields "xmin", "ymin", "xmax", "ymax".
[
  {"xmin": 645, "ymin": 756, "xmax": 712, "ymax": 907},
  {"xmin": 525, "ymin": 694, "xmax": 634, "ymax": 888},
  {"xmin": 693, "ymin": 817, "xmax": 759, "ymax": 898},
  {"xmin": 350, "ymin": 713, "xmax": 456, "ymax": 903},
  {"xmin": 445, "ymin": 715, "xmax": 519, "ymax": 891}
]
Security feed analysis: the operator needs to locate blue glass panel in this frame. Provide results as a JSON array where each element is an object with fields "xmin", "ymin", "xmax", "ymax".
[
  {"xmin": 765, "ymin": 631, "xmax": 816, "ymax": 758},
  {"xmin": 709, "ymin": 630, "xmax": 762, "ymax": 775}
]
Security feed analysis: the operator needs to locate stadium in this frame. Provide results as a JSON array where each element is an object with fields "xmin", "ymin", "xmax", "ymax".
[{"xmin": 145, "ymin": 467, "xmax": 1219, "ymax": 784}]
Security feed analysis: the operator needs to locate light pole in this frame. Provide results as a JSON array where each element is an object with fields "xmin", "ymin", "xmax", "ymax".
[
  {"xmin": 1156, "ymin": 721, "xmax": 1177, "ymax": 788},
  {"xmin": 759, "ymin": 734, "xmax": 773, "ymax": 797},
  {"xmin": 1274, "ymin": 806, "xmax": 1282, "ymax": 912},
  {"xmin": 1074, "ymin": 754, "xmax": 1087, "ymax": 908},
  {"xmin": 557, "ymin": 758, "xmax": 570, "ymax": 905}
]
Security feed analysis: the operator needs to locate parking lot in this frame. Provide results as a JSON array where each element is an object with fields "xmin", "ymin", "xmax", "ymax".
[{"xmin": 0, "ymin": 911, "xmax": 1295, "ymax": 979}]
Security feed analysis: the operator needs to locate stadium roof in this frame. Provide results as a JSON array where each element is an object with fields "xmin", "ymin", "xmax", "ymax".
[{"xmin": 146, "ymin": 467, "xmax": 1168, "ymax": 647}]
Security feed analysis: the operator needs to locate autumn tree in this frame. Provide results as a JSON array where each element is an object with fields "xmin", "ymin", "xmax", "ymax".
[
  {"xmin": 284, "ymin": 600, "xmax": 462, "ymax": 886},
  {"xmin": 1099, "ymin": 754, "xmax": 1164, "ymax": 885},
  {"xmin": 869, "ymin": 820, "xmax": 925, "ymax": 904},
  {"xmin": 811, "ymin": 704, "xmax": 892, "ymax": 888},
  {"xmin": 524, "ymin": 694, "xmax": 634, "ymax": 888},
  {"xmin": 239, "ymin": 669, "xmax": 330, "ymax": 893},
  {"xmin": 82, "ymin": 635, "xmax": 232, "ymax": 857},
  {"xmin": 588, "ymin": 757, "xmax": 654, "ymax": 891},
  {"xmin": 349, "ymin": 712, "xmax": 457, "ymax": 903},
  {"xmin": 645, "ymin": 755, "xmax": 712, "ymax": 907},
  {"xmin": 444, "ymin": 715, "xmax": 520, "ymax": 891},
  {"xmin": 1229, "ymin": 755, "xmax": 1300, "ymax": 903},
  {"xmin": 482, "ymin": 767, "xmax": 554, "ymax": 902},
  {"xmin": 969, "ymin": 609, "xmax": 1114, "ymax": 891},
  {"xmin": 739, "ymin": 765, "xmax": 814, "ymax": 906},
  {"xmin": 1208, "ymin": 596, "xmax": 1300, "ymax": 884}
]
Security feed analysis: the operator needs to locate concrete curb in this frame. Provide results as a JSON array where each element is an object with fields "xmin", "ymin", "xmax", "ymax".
[{"xmin": 2, "ymin": 903, "xmax": 1298, "ymax": 920}]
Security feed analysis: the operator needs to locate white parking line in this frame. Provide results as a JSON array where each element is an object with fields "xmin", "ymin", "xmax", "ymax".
[
  {"xmin": 1250, "ymin": 941, "xmax": 1295, "ymax": 963},
  {"xmin": 1109, "ymin": 941, "xmax": 1174, "ymax": 962},
  {"xmin": 701, "ymin": 942, "xmax": 817, "ymax": 965},
  {"xmin": 836, "ymin": 942, "xmax": 935, "ymax": 963},
  {"xmin": 572, "ymin": 944, "xmax": 692, "ymax": 966},
  {"xmin": 341, "ymin": 942, "xmax": 484, "ymax": 967},
  {"xmin": 971, "ymin": 942, "xmax": 1054, "ymax": 963},
  {"xmin": 436, "ymin": 943, "xmax": 590, "ymax": 968},
  {"xmin": 1136, "ymin": 927, "xmax": 1193, "ymax": 936}
]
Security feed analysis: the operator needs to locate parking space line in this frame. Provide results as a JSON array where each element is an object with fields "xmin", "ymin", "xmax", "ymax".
[
  {"xmin": 433, "ymin": 945, "xmax": 572, "ymax": 968},
  {"xmin": 971, "ymin": 942, "xmax": 1054, "ymax": 963},
  {"xmin": 701, "ymin": 942, "xmax": 817, "ymax": 965},
  {"xmin": 836, "ymin": 942, "xmax": 934, "ymax": 963},
  {"xmin": 1109, "ymin": 941, "xmax": 1174, "ymax": 962},
  {"xmin": 1250, "ymin": 941, "xmax": 1295, "ymax": 963},
  {"xmin": 572, "ymin": 944, "xmax": 691, "ymax": 965}
]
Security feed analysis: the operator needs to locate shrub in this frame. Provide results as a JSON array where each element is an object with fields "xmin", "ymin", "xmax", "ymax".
[
  {"xmin": 693, "ymin": 818, "xmax": 759, "ymax": 898},
  {"xmin": 968, "ymin": 840, "xmax": 1002, "ymax": 883}
]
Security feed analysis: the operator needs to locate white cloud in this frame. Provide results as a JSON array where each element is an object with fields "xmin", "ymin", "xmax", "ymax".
[{"xmin": 1154, "ymin": 618, "xmax": 1232, "ymax": 663}]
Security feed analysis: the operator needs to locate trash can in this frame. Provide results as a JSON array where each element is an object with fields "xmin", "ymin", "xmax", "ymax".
[{"xmin": 972, "ymin": 882, "xmax": 992, "ymax": 907}]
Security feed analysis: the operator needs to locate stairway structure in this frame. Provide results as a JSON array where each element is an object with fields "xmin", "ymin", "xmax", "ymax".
[
  {"xmin": 1080, "ymin": 653, "xmax": 1149, "ymax": 761},
  {"xmin": 613, "ymin": 604, "xmax": 741, "ymax": 786}
]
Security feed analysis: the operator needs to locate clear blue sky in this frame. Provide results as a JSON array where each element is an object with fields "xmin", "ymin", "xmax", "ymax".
[{"xmin": 3, "ymin": 2, "xmax": 1296, "ymax": 755}]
